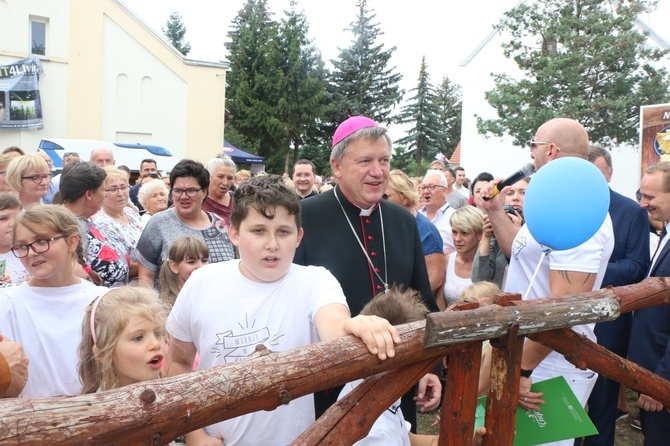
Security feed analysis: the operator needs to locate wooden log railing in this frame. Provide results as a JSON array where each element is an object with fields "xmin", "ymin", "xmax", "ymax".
[{"xmin": 2, "ymin": 277, "xmax": 670, "ymax": 445}]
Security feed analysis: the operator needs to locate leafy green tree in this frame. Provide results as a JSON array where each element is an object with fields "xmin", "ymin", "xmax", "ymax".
[
  {"xmin": 477, "ymin": 0, "xmax": 670, "ymax": 146},
  {"xmin": 327, "ymin": 0, "xmax": 404, "ymax": 128},
  {"xmin": 162, "ymin": 10, "xmax": 191, "ymax": 56},
  {"xmin": 435, "ymin": 75, "xmax": 462, "ymax": 159},
  {"xmin": 394, "ymin": 57, "xmax": 444, "ymax": 176}
]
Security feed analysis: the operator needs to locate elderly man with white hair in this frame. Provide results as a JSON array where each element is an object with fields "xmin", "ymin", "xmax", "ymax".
[
  {"xmin": 90, "ymin": 147, "xmax": 115, "ymax": 167},
  {"xmin": 418, "ymin": 169, "xmax": 456, "ymax": 253}
]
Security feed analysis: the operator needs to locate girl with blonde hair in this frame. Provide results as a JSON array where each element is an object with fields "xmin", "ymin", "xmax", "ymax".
[
  {"xmin": 78, "ymin": 286, "xmax": 168, "ymax": 393},
  {"xmin": 459, "ymin": 281, "xmax": 504, "ymax": 431}
]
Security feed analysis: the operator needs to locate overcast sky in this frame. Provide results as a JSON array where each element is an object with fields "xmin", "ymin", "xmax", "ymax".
[
  {"xmin": 121, "ymin": 0, "xmax": 670, "ymax": 87},
  {"xmin": 120, "ymin": 0, "xmax": 670, "ymax": 142}
]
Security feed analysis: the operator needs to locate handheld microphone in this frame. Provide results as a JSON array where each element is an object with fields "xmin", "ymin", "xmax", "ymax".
[{"xmin": 483, "ymin": 163, "xmax": 535, "ymax": 200}]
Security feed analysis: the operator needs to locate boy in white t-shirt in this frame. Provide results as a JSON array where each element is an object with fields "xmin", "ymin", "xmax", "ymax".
[{"xmin": 166, "ymin": 175, "xmax": 400, "ymax": 446}]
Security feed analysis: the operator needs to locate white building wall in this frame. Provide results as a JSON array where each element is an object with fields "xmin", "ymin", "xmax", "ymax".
[{"xmin": 101, "ymin": 15, "xmax": 187, "ymax": 159}]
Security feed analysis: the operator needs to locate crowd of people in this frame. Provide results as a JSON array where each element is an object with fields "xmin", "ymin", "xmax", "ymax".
[{"xmin": 0, "ymin": 114, "xmax": 667, "ymax": 446}]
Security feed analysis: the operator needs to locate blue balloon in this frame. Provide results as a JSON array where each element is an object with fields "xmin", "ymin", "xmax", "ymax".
[{"xmin": 524, "ymin": 157, "xmax": 610, "ymax": 251}]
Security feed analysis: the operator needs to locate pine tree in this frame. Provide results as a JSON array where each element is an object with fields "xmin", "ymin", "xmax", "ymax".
[
  {"xmin": 394, "ymin": 57, "xmax": 444, "ymax": 176},
  {"xmin": 276, "ymin": 1, "xmax": 328, "ymax": 172},
  {"xmin": 299, "ymin": 143, "xmax": 330, "ymax": 177},
  {"xmin": 225, "ymin": 0, "xmax": 285, "ymax": 172},
  {"xmin": 434, "ymin": 76, "xmax": 462, "ymax": 159},
  {"xmin": 162, "ymin": 10, "xmax": 191, "ymax": 56},
  {"xmin": 477, "ymin": 0, "xmax": 670, "ymax": 146},
  {"xmin": 328, "ymin": 0, "xmax": 404, "ymax": 128}
]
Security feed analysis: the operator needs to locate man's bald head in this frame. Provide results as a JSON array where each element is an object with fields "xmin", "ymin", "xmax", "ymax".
[{"xmin": 532, "ymin": 118, "xmax": 589, "ymax": 170}]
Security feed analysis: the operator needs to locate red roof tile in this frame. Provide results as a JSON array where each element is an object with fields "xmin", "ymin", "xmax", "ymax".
[{"xmin": 448, "ymin": 141, "xmax": 461, "ymax": 166}]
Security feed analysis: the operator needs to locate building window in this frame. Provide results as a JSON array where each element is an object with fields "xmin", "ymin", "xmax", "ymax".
[{"xmin": 30, "ymin": 18, "xmax": 47, "ymax": 56}]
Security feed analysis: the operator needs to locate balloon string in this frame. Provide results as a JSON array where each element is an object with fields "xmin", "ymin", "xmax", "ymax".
[{"xmin": 524, "ymin": 247, "xmax": 552, "ymax": 299}]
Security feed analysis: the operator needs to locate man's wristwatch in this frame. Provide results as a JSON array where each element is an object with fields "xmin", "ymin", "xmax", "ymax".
[{"xmin": 520, "ymin": 369, "xmax": 533, "ymax": 378}]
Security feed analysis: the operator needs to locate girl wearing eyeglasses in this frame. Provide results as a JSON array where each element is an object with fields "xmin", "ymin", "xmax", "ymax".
[
  {"xmin": 0, "ymin": 205, "xmax": 106, "ymax": 397},
  {"xmin": 5, "ymin": 154, "xmax": 52, "ymax": 208}
]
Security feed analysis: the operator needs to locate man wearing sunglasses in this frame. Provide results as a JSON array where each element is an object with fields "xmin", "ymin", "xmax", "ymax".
[{"xmin": 482, "ymin": 118, "xmax": 614, "ymax": 446}]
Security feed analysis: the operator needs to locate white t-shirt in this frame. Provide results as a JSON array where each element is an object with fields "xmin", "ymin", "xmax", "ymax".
[
  {"xmin": 506, "ymin": 215, "xmax": 614, "ymax": 377},
  {"xmin": 1, "ymin": 252, "xmax": 31, "ymax": 285},
  {"xmin": 419, "ymin": 202, "xmax": 455, "ymax": 252},
  {"xmin": 338, "ymin": 380, "xmax": 412, "ymax": 446},
  {"xmin": 167, "ymin": 260, "xmax": 348, "ymax": 446},
  {"xmin": 0, "ymin": 280, "xmax": 106, "ymax": 397}
]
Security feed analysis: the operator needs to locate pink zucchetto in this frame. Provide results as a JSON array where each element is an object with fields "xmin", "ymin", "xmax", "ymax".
[{"xmin": 332, "ymin": 116, "xmax": 378, "ymax": 148}]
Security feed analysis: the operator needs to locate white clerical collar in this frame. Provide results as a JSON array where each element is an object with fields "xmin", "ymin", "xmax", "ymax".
[
  {"xmin": 359, "ymin": 204, "xmax": 377, "ymax": 217},
  {"xmin": 334, "ymin": 186, "xmax": 378, "ymax": 216}
]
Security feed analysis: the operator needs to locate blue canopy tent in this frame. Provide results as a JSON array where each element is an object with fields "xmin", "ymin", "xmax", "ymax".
[{"xmin": 223, "ymin": 140, "xmax": 265, "ymax": 165}]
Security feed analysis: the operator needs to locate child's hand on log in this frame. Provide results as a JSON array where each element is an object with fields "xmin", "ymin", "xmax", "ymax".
[{"xmin": 343, "ymin": 315, "xmax": 400, "ymax": 360}]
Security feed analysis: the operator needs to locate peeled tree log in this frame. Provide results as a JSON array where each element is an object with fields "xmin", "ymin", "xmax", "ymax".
[
  {"xmin": 424, "ymin": 276, "xmax": 670, "ymax": 349},
  {"xmin": 424, "ymin": 297, "xmax": 619, "ymax": 348}
]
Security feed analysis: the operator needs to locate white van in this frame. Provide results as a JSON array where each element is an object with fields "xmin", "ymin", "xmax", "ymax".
[{"xmin": 38, "ymin": 138, "xmax": 182, "ymax": 173}]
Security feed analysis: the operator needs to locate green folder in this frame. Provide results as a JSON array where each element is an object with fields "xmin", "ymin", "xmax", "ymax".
[{"xmin": 478, "ymin": 376, "xmax": 598, "ymax": 446}]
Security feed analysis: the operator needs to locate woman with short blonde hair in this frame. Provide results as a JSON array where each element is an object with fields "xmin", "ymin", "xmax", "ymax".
[
  {"xmin": 6, "ymin": 154, "xmax": 51, "ymax": 208},
  {"xmin": 440, "ymin": 206, "xmax": 485, "ymax": 310}
]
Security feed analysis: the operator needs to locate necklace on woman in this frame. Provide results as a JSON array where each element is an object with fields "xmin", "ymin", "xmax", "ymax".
[{"xmin": 333, "ymin": 186, "xmax": 389, "ymax": 294}]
